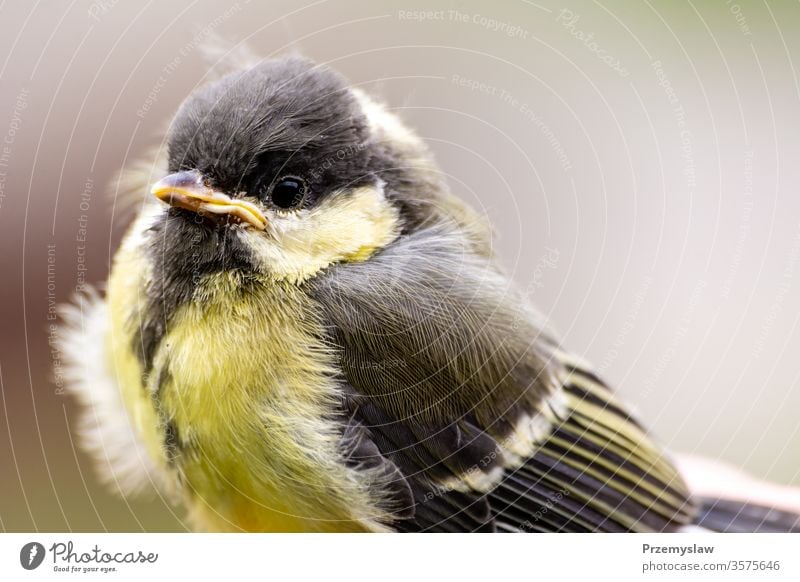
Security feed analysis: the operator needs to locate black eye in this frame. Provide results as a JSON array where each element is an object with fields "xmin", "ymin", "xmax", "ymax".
[{"xmin": 270, "ymin": 176, "xmax": 307, "ymax": 209}]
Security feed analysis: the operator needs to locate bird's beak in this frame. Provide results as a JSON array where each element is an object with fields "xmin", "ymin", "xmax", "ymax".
[{"xmin": 151, "ymin": 170, "xmax": 267, "ymax": 230}]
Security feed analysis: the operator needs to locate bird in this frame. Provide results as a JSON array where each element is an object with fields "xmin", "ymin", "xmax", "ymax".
[{"xmin": 58, "ymin": 55, "xmax": 800, "ymax": 533}]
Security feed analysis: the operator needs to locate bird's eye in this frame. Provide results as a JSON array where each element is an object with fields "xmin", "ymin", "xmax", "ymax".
[{"xmin": 270, "ymin": 176, "xmax": 307, "ymax": 210}]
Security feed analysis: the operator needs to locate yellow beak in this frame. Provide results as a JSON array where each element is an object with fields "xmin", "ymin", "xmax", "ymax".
[{"xmin": 151, "ymin": 170, "xmax": 267, "ymax": 230}]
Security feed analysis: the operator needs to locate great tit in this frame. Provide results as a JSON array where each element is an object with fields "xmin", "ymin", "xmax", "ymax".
[{"xmin": 58, "ymin": 56, "xmax": 800, "ymax": 532}]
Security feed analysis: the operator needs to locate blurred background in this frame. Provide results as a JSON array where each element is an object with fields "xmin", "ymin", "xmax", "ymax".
[{"xmin": 1, "ymin": 0, "xmax": 799, "ymax": 531}]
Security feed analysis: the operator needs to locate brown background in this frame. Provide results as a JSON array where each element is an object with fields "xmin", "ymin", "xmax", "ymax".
[{"xmin": 1, "ymin": 0, "xmax": 799, "ymax": 531}]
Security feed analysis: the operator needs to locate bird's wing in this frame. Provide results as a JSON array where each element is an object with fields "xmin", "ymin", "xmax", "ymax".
[
  {"xmin": 310, "ymin": 226, "xmax": 696, "ymax": 532},
  {"xmin": 339, "ymin": 359, "xmax": 695, "ymax": 532},
  {"xmin": 487, "ymin": 356, "xmax": 695, "ymax": 532}
]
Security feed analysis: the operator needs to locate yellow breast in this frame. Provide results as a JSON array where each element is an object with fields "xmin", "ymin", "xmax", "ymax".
[{"xmin": 106, "ymin": 244, "xmax": 383, "ymax": 531}]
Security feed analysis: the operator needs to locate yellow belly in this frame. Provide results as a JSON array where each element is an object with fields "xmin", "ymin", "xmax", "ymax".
[{"xmin": 106, "ymin": 248, "xmax": 382, "ymax": 532}]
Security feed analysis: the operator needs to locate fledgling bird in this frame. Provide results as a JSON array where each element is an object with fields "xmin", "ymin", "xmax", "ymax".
[{"xmin": 59, "ymin": 56, "xmax": 800, "ymax": 532}]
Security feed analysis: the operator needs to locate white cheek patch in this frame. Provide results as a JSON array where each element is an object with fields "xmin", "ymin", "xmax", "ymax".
[{"xmin": 245, "ymin": 182, "xmax": 401, "ymax": 283}]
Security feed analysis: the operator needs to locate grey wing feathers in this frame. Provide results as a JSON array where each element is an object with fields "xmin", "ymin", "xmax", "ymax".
[{"xmin": 312, "ymin": 226, "xmax": 696, "ymax": 532}]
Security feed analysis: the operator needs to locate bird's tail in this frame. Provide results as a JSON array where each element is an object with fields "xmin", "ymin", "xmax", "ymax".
[
  {"xmin": 676, "ymin": 454, "xmax": 800, "ymax": 533},
  {"xmin": 693, "ymin": 497, "xmax": 800, "ymax": 532}
]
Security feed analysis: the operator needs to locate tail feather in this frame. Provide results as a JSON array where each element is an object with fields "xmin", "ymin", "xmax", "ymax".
[
  {"xmin": 676, "ymin": 454, "xmax": 800, "ymax": 532},
  {"xmin": 694, "ymin": 497, "xmax": 800, "ymax": 533}
]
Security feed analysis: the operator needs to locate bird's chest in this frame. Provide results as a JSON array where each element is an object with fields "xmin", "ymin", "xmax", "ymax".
[{"xmin": 128, "ymin": 275, "xmax": 363, "ymax": 531}]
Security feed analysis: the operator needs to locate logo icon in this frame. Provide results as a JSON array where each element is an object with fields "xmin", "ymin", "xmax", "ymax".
[{"xmin": 20, "ymin": 542, "xmax": 45, "ymax": 570}]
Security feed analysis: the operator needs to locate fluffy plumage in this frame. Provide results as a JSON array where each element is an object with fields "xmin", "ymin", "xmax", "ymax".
[{"xmin": 59, "ymin": 55, "xmax": 799, "ymax": 532}]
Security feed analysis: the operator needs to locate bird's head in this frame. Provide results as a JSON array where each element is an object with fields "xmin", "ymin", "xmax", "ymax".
[{"xmin": 144, "ymin": 56, "xmax": 456, "ymax": 284}]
